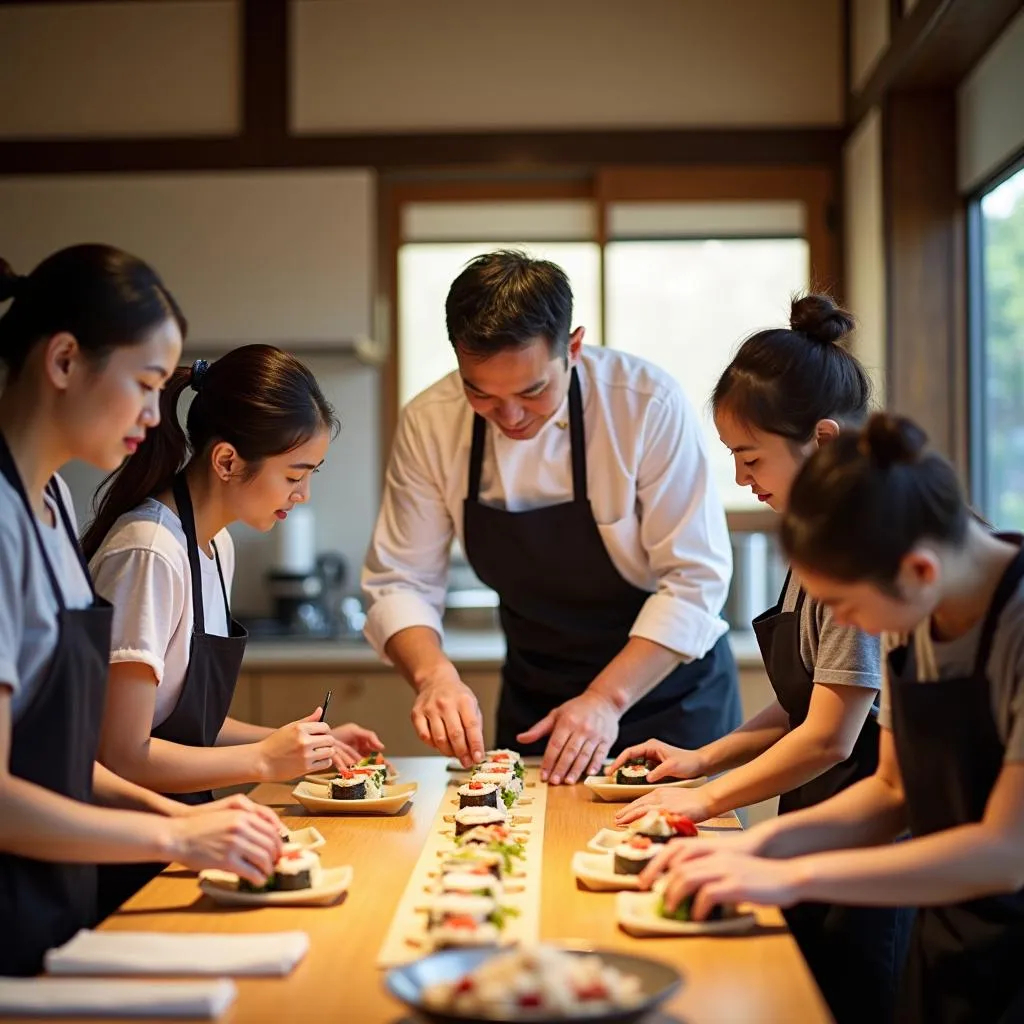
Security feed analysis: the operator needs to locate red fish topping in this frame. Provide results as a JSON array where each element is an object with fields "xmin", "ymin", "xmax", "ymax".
[
  {"xmin": 628, "ymin": 836, "xmax": 653, "ymax": 849},
  {"xmin": 664, "ymin": 813, "xmax": 699, "ymax": 837},
  {"xmin": 338, "ymin": 769, "xmax": 355, "ymax": 779},
  {"xmin": 518, "ymin": 993, "xmax": 542, "ymax": 1008},
  {"xmin": 444, "ymin": 915, "xmax": 478, "ymax": 929},
  {"xmin": 469, "ymin": 781, "xmax": 484, "ymax": 790},
  {"xmin": 576, "ymin": 983, "xmax": 610, "ymax": 1001},
  {"xmin": 454, "ymin": 978, "xmax": 475, "ymax": 994}
]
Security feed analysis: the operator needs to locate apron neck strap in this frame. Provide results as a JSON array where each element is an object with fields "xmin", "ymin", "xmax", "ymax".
[
  {"xmin": 973, "ymin": 535, "xmax": 1024, "ymax": 677},
  {"xmin": 171, "ymin": 473, "xmax": 233, "ymax": 633},
  {"xmin": 466, "ymin": 366, "xmax": 587, "ymax": 503},
  {"xmin": 0, "ymin": 432, "xmax": 91, "ymax": 611}
]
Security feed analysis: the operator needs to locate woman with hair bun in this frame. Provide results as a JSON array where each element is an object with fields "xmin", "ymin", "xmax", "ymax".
[
  {"xmin": 610, "ymin": 296, "xmax": 910, "ymax": 1023},
  {"xmin": 0, "ymin": 246, "xmax": 282, "ymax": 976},
  {"xmin": 84, "ymin": 344, "xmax": 385, "ymax": 914},
  {"xmin": 646, "ymin": 412, "xmax": 1024, "ymax": 1024}
]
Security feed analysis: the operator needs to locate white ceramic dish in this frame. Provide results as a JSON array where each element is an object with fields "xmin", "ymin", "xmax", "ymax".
[
  {"xmin": 291, "ymin": 779, "xmax": 418, "ymax": 815},
  {"xmin": 571, "ymin": 851, "xmax": 647, "ymax": 892},
  {"xmin": 583, "ymin": 774, "xmax": 708, "ymax": 802},
  {"xmin": 198, "ymin": 865, "xmax": 353, "ymax": 907},
  {"xmin": 303, "ymin": 766, "xmax": 399, "ymax": 785},
  {"xmin": 277, "ymin": 825, "xmax": 326, "ymax": 851},
  {"xmin": 616, "ymin": 890, "xmax": 756, "ymax": 937}
]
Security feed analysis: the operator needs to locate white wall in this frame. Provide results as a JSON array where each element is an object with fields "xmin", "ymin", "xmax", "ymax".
[
  {"xmin": 293, "ymin": 0, "xmax": 843, "ymax": 132},
  {"xmin": 958, "ymin": 8, "xmax": 1024, "ymax": 193},
  {"xmin": 0, "ymin": 1, "xmax": 239, "ymax": 138},
  {"xmin": 843, "ymin": 107, "xmax": 887, "ymax": 403}
]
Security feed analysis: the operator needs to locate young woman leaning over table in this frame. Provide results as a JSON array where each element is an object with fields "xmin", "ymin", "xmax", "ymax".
[
  {"xmin": 643, "ymin": 413, "xmax": 1024, "ymax": 1024},
  {"xmin": 607, "ymin": 296, "xmax": 912, "ymax": 1024},
  {"xmin": 82, "ymin": 344, "xmax": 384, "ymax": 916},
  {"xmin": 0, "ymin": 246, "xmax": 282, "ymax": 977}
]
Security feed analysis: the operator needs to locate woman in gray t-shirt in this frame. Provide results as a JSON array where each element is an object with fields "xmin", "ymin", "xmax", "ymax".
[
  {"xmin": 0, "ymin": 245, "xmax": 281, "ymax": 975},
  {"xmin": 612, "ymin": 296, "xmax": 910, "ymax": 1024}
]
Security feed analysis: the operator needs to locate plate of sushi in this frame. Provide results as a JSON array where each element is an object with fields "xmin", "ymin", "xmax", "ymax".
[
  {"xmin": 276, "ymin": 824, "xmax": 326, "ymax": 851},
  {"xmin": 291, "ymin": 769, "xmax": 418, "ymax": 815},
  {"xmin": 584, "ymin": 758, "xmax": 706, "ymax": 801},
  {"xmin": 571, "ymin": 837, "xmax": 662, "ymax": 892},
  {"xmin": 616, "ymin": 885, "xmax": 756, "ymax": 937},
  {"xmin": 587, "ymin": 810, "xmax": 700, "ymax": 854},
  {"xmin": 385, "ymin": 943, "xmax": 681, "ymax": 1023},
  {"xmin": 304, "ymin": 750, "xmax": 398, "ymax": 785},
  {"xmin": 198, "ymin": 845, "xmax": 353, "ymax": 907}
]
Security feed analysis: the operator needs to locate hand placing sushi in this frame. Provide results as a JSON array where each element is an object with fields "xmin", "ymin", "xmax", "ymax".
[
  {"xmin": 643, "ymin": 845, "xmax": 799, "ymax": 922},
  {"xmin": 607, "ymin": 740, "xmax": 703, "ymax": 784},
  {"xmin": 329, "ymin": 723, "xmax": 385, "ymax": 766},
  {"xmin": 636, "ymin": 828, "xmax": 767, "ymax": 890},
  {"xmin": 166, "ymin": 806, "xmax": 283, "ymax": 889},
  {"xmin": 254, "ymin": 708, "xmax": 339, "ymax": 781},
  {"xmin": 517, "ymin": 691, "xmax": 620, "ymax": 785},
  {"xmin": 411, "ymin": 666, "xmax": 486, "ymax": 768},
  {"xmin": 615, "ymin": 785, "xmax": 711, "ymax": 825}
]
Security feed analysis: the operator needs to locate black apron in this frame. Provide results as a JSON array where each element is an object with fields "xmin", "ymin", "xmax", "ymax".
[
  {"xmin": 463, "ymin": 368, "xmax": 740, "ymax": 756},
  {"xmin": 890, "ymin": 540, "xmax": 1024, "ymax": 1024},
  {"xmin": 0, "ymin": 435, "xmax": 113, "ymax": 976},
  {"xmin": 753, "ymin": 572, "xmax": 912, "ymax": 1024},
  {"xmin": 96, "ymin": 473, "xmax": 247, "ymax": 918}
]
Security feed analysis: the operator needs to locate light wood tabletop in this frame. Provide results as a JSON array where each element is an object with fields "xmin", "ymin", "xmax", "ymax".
[{"xmin": 10, "ymin": 758, "xmax": 832, "ymax": 1023}]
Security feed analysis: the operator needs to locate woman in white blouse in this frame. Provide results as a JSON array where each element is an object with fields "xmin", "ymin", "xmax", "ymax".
[{"xmin": 363, "ymin": 250, "xmax": 739, "ymax": 784}]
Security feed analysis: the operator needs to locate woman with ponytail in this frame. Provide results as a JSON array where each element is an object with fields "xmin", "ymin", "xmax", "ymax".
[
  {"xmin": 85, "ymin": 344, "xmax": 383, "ymax": 913},
  {"xmin": 644, "ymin": 413, "xmax": 1024, "ymax": 1024},
  {"xmin": 609, "ymin": 296, "xmax": 910, "ymax": 1024},
  {"xmin": 0, "ymin": 246, "xmax": 281, "ymax": 976}
]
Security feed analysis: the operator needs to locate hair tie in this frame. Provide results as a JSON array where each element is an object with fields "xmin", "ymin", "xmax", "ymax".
[{"xmin": 190, "ymin": 359, "xmax": 210, "ymax": 392}]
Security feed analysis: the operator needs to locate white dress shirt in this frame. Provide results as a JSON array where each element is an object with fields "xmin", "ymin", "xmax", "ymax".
[{"xmin": 362, "ymin": 345, "xmax": 732, "ymax": 662}]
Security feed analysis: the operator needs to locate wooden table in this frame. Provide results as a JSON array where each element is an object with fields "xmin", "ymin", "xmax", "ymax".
[{"xmin": 14, "ymin": 759, "xmax": 832, "ymax": 1023}]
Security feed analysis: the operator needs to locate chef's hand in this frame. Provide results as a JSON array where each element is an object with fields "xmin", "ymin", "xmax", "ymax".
[
  {"xmin": 178, "ymin": 793, "xmax": 283, "ymax": 832},
  {"xmin": 330, "ymin": 723, "xmax": 385, "ymax": 766},
  {"xmin": 606, "ymin": 739, "xmax": 704, "ymax": 783},
  {"xmin": 518, "ymin": 692, "xmax": 620, "ymax": 785},
  {"xmin": 615, "ymin": 784, "xmax": 712, "ymax": 825},
  {"xmin": 412, "ymin": 667, "xmax": 485, "ymax": 768},
  {"xmin": 167, "ymin": 807, "xmax": 283, "ymax": 888},
  {"xmin": 655, "ymin": 848, "xmax": 799, "ymax": 922},
  {"xmin": 254, "ymin": 709, "xmax": 335, "ymax": 780},
  {"xmin": 637, "ymin": 827, "xmax": 768, "ymax": 889}
]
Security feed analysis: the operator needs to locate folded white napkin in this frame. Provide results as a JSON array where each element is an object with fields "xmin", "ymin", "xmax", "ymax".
[
  {"xmin": 0, "ymin": 978, "xmax": 237, "ymax": 1018},
  {"xmin": 45, "ymin": 930, "xmax": 309, "ymax": 977}
]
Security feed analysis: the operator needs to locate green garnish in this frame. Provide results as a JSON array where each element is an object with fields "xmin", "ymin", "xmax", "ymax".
[
  {"xmin": 489, "ymin": 904, "xmax": 521, "ymax": 929},
  {"xmin": 657, "ymin": 893, "xmax": 694, "ymax": 922},
  {"xmin": 512, "ymin": 762, "xmax": 525, "ymax": 780},
  {"xmin": 487, "ymin": 840, "xmax": 525, "ymax": 874},
  {"xmin": 501, "ymin": 788, "xmax": 517, "ymax": 810}
]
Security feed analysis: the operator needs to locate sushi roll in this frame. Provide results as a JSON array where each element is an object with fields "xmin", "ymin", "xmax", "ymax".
[
  {"xmin": 615, "ymin": 764, "xmax": 651, "ymax": 785},
  {"xmin": 427, "ymin": 893, "xmax": 496, "ymax": 928},
  {"xmin": 657, "ymin": 892, "xmax": 725, "ymax": 922},
  {"xmin": 439, "ymin": 850, "xmax": 505, "ymax": 879},
  {"xmin": 631, "ymin": 809, "xmax": 699, "ymax": 843},
  {"xmin": 472, "ymin": 769, "xmax": 521, "ymax": 805},
  {"xmin": 330, "ymin": 768, "xmax": 381, "ymax": 800},
  {"xmin": 458, "ymin": 781, "xmax": 499, "ymax": 809},
  {"xmin": 351, "ymin": 764, "xmax": 387, "ymax": 789},
  {"xmin": 429, "ymin": 916, "xmax": 501, "ymax": 949},
  {"xmin": 437, "ymin": 871, "xmax": 504, "ymax": 899},
  {"xmin": 454, "ymin": 805, "xmax": 507, "ymax": 837},
  {"xmin": 239, "ymin": 845, "xmax": 320, "ymax": 893},
  {"xmin": 612, "ymin": 836, "xmax": 658, "ymax": 875}
]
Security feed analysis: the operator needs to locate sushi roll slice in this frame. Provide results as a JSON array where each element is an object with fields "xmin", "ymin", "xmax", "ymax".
[
  {"xmin": 429, "ymin": 916, "xmax": 501, "ymax": 949},
  {"xmin": 350, "ymin": 765, "xmax": 387, "ymax": 791},
  {"xmin": 612, "ymin": 836, "xmax": 658, "ymax": 875},
  {"xmin": 239, "ymin": 845, "xmax": 320, "ymax": 893},
  {"xmin": 427, "ymin": 893, "xmax": 496, "ymax": 928},
  {"xmin": 631, "ymin": 810, "xmax": 699, "ymax": 843},
  {"xmin": 437, "ymin": 871, "xmax": 504, "ymax": 899},
  {"xmin": 439, "ymin": 850, "xmax": 505, "ymax": 879},
  {"xmin": 454, "ymin": 805, "xmax": 507, "ymax": 836},
  {"xmin": 330, "ymin": 769, "xmax": 381, "ymax": 800},
  {"xmin": 615, "ymin": 764, "xmax": 651, "ymax": 785},
  {"xmin": 457, "ymin": 781, "xmax": 499, "ymax": 809}
]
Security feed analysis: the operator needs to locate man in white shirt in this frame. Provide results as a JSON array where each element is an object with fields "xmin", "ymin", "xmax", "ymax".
[{"xmin": 362, "ymin": 250, "xmax": 740, "ymax": 784}]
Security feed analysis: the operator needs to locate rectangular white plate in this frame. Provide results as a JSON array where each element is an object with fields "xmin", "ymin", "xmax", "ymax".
[
  {"xmin": 616, "ymin": 890, "xmax": 756, "ymax": 936},
  {"xmin": 583, "ymin": 774, "xmax": 708, "ymax": 802},
  {"xmin": 277, "ymin": 825, "xmax": 325, "ymax": 851},
  {"xmin": 571, "ymin": 850, "xmax": 645, "ymax": 891},
  {"xmin": 291, "ymin": 780, "xmax": 417, "ymax": 815},
  {"xmin": 198, "ymin": 865, "xmax": 353, "ymax": 907}
]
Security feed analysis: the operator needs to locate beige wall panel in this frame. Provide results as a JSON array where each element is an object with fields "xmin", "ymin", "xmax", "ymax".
[
  {"xmin": 843, "ymin": 107, "xmax": 887, "ymax": 404},
  {"xmin": 293, "ymin": 0, "xmax": 843, "ymax": 132},
  {"xmin": 0, "ymin": 1, "xmax": 239, "ymax": 138},
  {"xmin": 850, "ymin": 0, "xmax": 890, "ymax": 91}
]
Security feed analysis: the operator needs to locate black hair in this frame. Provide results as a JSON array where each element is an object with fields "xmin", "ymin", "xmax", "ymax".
[
  {"xmin": 712, "ymin": 294, "xmax": 871, "ymax": 439},
  {"xmin": 0, "ymin": 244, "xmax": 185, "ymax": 379},
  {"xmin": 780, "ymin": 413, "xmax": 969, "ymax": 587},
  {"xmin": 82, "ymin": 344, "xmax": 339, "ymax": 560},
  {"xmin": 445, "ymin": 249, "xmax": 574, "ymax": 359}
]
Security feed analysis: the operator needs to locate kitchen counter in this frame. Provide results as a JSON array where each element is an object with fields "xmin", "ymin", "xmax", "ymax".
[
  {"xmin": 241, "ymin": 628, "xmax": 765, "ymax": 670},
  {"xmin": 20, "ymin": 758, "xmax": 830, "ymax": 1024}
]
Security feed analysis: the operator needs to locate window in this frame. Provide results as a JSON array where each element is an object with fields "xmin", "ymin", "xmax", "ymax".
[{"xmin": 973, "ymin": 163, "xmax": 1024, "ymax": 528}]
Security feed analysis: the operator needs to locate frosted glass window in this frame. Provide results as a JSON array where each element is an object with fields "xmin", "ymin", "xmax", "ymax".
[
  {"xmin": 605, "ymin": 238, "xmax": 809, "ymax": 511},
  {"xmin": 398, "ymin": 242, "xmax": 602, "ymax": 408}
]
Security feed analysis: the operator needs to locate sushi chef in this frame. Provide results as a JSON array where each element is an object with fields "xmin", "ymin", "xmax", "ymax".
[{"xmin": 362, "ymin": 250, "xmax": 740, "ymax": 783}]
